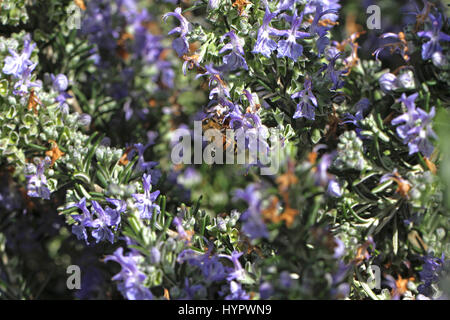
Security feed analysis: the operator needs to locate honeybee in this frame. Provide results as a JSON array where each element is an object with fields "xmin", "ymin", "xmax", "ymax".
[
  {"xmin": 324, "ymin": 105, "xmax": 341, "ymax": 141},
  {"xmin": 232, "ymin": 0, "xmax": 251, "ymax": 16},
  {"xmin": 116, "ymin": 31, "xmax": 133, "ymax": 61},
  {"xmin": 201, "ymin": 117, "xmax": 237, "ymax": 154}
]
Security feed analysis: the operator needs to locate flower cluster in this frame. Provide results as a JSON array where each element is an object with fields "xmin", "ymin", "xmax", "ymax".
[
  {"xmin": 391, "ymin": 93, "xmax": 436, "ymax": 157},
  {"xmin": 2, "ymin": 34, "xmax": 40, "ymax": 96},
  {"xmin": 105, "ymin": 247, "xmax": 153, "ymax": 300},
  {"xmin": 69, "ymin": 197, "xmax": 125, "ymax": 244},
  {"xmin": 1, "ymin": 0, "xmax": 450, "ymax": 302}
]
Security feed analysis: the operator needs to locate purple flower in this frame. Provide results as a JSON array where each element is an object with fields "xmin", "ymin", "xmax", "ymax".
[
  {"xmin": 291, "ymin": 77, "xmax": 318, "ymax": 120},
  {"xmin": 372, "ymin": 32, "xmax": 409, "ymax": 61},
  {"xmin": 104, "ymin": 247, "xmax": 153, "ymax": 300},
  {"xmin": 418, "ymin": 13, "xmax": 450, "ymax": 60},
  {"xmin": 178, "ymin": 248, "xmax": 228, "ymax": 282},
  {"xmin": 201, "ymin": 255, "xmax": 228, "ymax": 282},
  {"xmin": 157, "ymin": 59, "xmax": 175, "ymax": 88},
  {"xmin": 252, "ymin": 6, "xmax": 282, "ymax": 58},
  {"xmin": 74, "ymin": 265, "xmax": 104, "ymax": 299},
  {"xmin": 304, "ymin": 0, "xmax": 341, "ymax": 22},
  {"xmin": 26, "ymin": 157, "xmax": 51, "ymax": 200},
  {"xmin": 342, "ymin": 98, "xmax": 370, "ymax": 137},
  {"xmin": 333, "ymin": 237, "xmax": 345, "ymax": 258},
  {"xmin": 225, "ymin": 281, "xmax": 250, "ymax": 300},
  {"xmin": 314, "ymin": 152, "xmax": 342, "ymax": 197},
  {"xmin": 150, "ymin": 247, "xmax": 161, "ymax": 264},
  {"xmin": 81, "ymin": 1, "xmax": 119, "ymax": 52},
  {"xmin": 259, "ymin": 282, "xmax": 273, "ymax": 299},
  {"xmin": 177, "ymin": 167, "xmax": 202, "ymax": 188},
  {"xmin": 173, "ymin": 216, "xmax": 194, "ymax": 243},
  {"xmin": 163, "ymin": 7, "xmax": 190, "ymax": 57},
  {"xmin": 90, "ymin": 200, "xmax": 122, "ymax": 244},
  {"xmin": 51, "ymin": 73, "xmax": 72, "ymax": 111},
  {"xmin": 51, "ymin": 74, "xmax": 69, "ymax": 91},
  {"xmin": 132, "ymin": 173, "xmax": 160, "ymax": 220},
  {"xmin": 330, "ymin": 262, "xmax": 351, "ymax": 299},
  {"xmin": 309, "ymin": 4, "xmax": 339, "ymax": 55},
  {"xmin": 129, "ymin": 143, "xmax": 159, "ymax": 173},
  {"xmin": 276, "ymin": 0, "xmax": 296, "ymax": 12},
  {"xmin": 78, "ymin": 113, "xmax": 92, "ymax": 127},
  {"xmin": 379, "ymin": 72, "xmax": 399, "ymax": 92},
  {"xmin": 323, "ymin": 54, "xmax": 346, "ymax": 90},
  {"xmin": 431, "ymin": 51, "xmax": 447, "ymax": 67},
  {"xmin": 397, "ymin": 70, "xmax": 415, "ymax": 89},
  {"xmin": 72, "ymin": 224, "xmax": 90, "ymax": 245},
  {"xmin": 2, "ymin": 35, "xmax": 35, "ymax": 78},
  {"xmin": 332, "ymin": 261, "xmax": 350, "ymax": 285},
  {"xmin": 391, "ymin": 93, "xmax": 436, "ymax": 157},
  {"xmin": 241, "ymin": 125, "xmax": 270, "ymax": 156},
  {"xmin": 130, "ymin": 10, "xmax": 164, "ymax": 63},
  {"xmin": 327, "ymin": 180, "xmax": 342, "ymax": 197},
  {"xmin": 208, "ymin": 0, "xmax": 219, "ymax": 10},
  {"xmin": 177, "ymin": 248, "xmax": 199, "ymax": 264},
  {"xmin": 418, "ymin": 253, "xmax": 445, "ymax": 297},
  {"xmin": 181, "ymin": 278, "xmax": 205, "ymax": 299},
  {"xmin": 0, "ymin": 177, "xmax": 22, "ymax": 211},
  {"xmin": 276, "ymin": 11, "xmax": 310, "ymax": 61},
  {"xmin": 233, "ymin": 184, "xmax": 268, "ymax": 239},
  {"xmin": 106, "ymin": 197, "xmax": 127, "ymax": 215},
  {"xmin": 325, "ymin": 45, "xmax": 340, "ymax": 61},
  {"xmin": 11, "ymin": 62, "xmax": 40, "ymax": 96},
  {"xmin": 219, "ymin": 250, "xmax": 246, "ymax": 282},
  {"xmin": 197, "ymin": 64, "xmax": 231, "ymax": 103},
  {"xmin": 219, "ymin": 31, "xmax": 248, "ymax": 71},
  {"xmin": 68, "ymin": 197, "xmax": 95, "ymax": 244}
]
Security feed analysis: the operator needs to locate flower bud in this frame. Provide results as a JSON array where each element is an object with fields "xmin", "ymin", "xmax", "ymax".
[
  {"xmin": 432, "ymin": 51, "xmax": 447, "ymax": 68},
  {"xmin": 150, "ymin": 247, "xmax": 161, "ymax": 264},
  {"xmin": 397, "ymin": 70, "xmax": 415, "ymax": 89},
  {"xmin": 52, "ymin": 74, "xmax": 69, "ymax": 92},
  {"xmin": 325, "ymin": 47, "xmax": 340, "ymax": 61},
  {"xmin": 379, "ymin": 72, "xmax": 398, "ymax": 92},
  {"xmin": 78, "ymin": 113, "xmax": 92, "ymax": 127},
  {"xmin": 208, "ymin": 0, "xmax": 220, "ymax": 10}
]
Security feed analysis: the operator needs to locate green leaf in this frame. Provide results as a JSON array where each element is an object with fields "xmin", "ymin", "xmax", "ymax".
[
  {"xmin": 371, "ymin": 179, "xmax": 393, "ymax": 194},
  {"xmin": 73, "ymin": 171, "xmax": 91, "ymax": 185},
  {"xmin": 393, "ymin": 216, "xmax": 398, "ymax": 255},
  {"xmin": 83, "ymin": 133, "xmax": 105, "ymax": 173}
]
